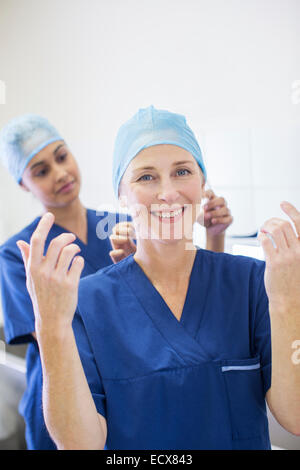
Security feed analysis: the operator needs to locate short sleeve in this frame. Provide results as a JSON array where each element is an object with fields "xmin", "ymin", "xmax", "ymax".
[
  {"xmin": 0, "ymin": 246, "xmax": 35, "ymax": 344},
  {"xmin": 252, "ymin": 262, "xmax": 272, "ymax": 395},
  {"xmin": 72, "ymin": 311, "xmax": 107, "ymax": 418}
]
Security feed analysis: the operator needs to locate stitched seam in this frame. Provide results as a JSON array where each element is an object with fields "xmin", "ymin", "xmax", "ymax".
[{"xmin": 102, "ymin": 361, "xmax": 220, "ymax": 382}]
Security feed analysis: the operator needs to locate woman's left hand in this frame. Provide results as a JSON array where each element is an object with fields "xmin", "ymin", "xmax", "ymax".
[
  {"xmin": 258, "ymin": 202, "xmax": 300, "ymax": 434},
  {"xmin": 258, "ymin": 201, "xmax": 300, "ymax": 313},
  {"xmin": 201, "ymin": 190, "xmax": 233, "ymax": 237}
]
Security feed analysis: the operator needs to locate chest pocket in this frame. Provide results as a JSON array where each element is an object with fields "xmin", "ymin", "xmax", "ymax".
[{"xmin": 221, "ymin": 356, "xmax": 269, "ymax": 440}]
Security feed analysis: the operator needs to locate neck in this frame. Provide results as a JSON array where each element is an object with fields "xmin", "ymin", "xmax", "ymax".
[
  {"xmin": 134, "ymin": 239, "xmax": 197, "ymax": 287},
  {"xmin": 42, "ymin": 198, "xmax": 86, "ymax": 234}
]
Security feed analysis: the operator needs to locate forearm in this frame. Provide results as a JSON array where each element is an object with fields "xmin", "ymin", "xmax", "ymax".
[
  {"xmin": 37, "ymin": 324, "xmax": 106, "ymax": 449},
  {"xmin": 267, "ymin": 310, "xmax": 300, "ymax": 435},
  {"xmin": 205, "ymin": 233, "xmax": 225, "ymax": 252}
]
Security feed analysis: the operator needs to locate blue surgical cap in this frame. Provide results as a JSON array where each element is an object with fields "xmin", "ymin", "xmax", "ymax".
[
  {"xmin": 112, "ymin": 105, "xmax": 206, "ymax": 197},
  {"xmin": 0, "ymin": 114, "xmax": 63, "ymax": 183}
]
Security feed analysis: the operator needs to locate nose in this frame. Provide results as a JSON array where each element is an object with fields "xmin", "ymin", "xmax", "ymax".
[
  {"xmin": 157, "ymin": 177, "xmax": 180, "ymax": 205},
  {"xmin": 54, "ymin": 163, "xmax": 69, "ymax": 183}
]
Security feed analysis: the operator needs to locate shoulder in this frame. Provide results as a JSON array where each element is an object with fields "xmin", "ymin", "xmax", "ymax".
[
  {"xmin": 76, "ymin": 255, "xmax": 134, "ymax": 328},
  {"xmin": 201, "ymin": 247, "xmax": 265, "ymax": 268},
  {"xmin": 0, "ymin": 217, "xmax": 40, "ymax": 261},
  {"xmin": 78, "ymin": 254, "xmax": 134, "ymax": 297},
  {"xmin": 87, "ymin": 208, "xmax": 131, "ymax": 224},
  {"xmin": 86, "ymin": 209, "xmax": 131, "ymax": 241},
  {"xmin": 199, "ymin": 248, "xmax": 265, "ymax": 282}
]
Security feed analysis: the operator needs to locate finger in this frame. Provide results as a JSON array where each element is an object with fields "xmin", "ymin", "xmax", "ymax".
[
  {"xmin": 211, "ymin": 215, "xmax": 233, "ymax": 225},
  {"xmin": 257, "ymin": 231, "xmax": 276, "ymax": 262},
  {"xmin": 112, "ymin": 227, "xmax": 135, "ymax": 239},
  {"xmin": 275, "ymin": 219, "xmax": 298, "ymax": 248},
  {"xmin": 110, "ymin": 236, "xmax": 136, "ymax": 257},
  {"xmin": 109, "ymin": 235, "xmax": 129, "ymax": 250},
  {"xmin": 109, "ymin": 249, "xmax": 126, "ymax": 264},
  {"xmin": 205, "ymin": 197, "xmax": 226, "ymax": 211},
  {"xmin": 16, "ymin": 240, "xmax": 30, "ymax": 269},
  {"xmin": 68, "ymin": 256, "xmax": 85, "ymax": 285},
  {"xmin": 45, "ymin": 233, "xmax": 77, "ymax": 270},
  {"xmin": 203, "ymin": 189, "xmax": 215, "ymax": 200},
  {"xmin": 112, "ymin": 222, "xmax": 135, "ymax": 237},
  {"xmin": 56, "ymin": 243, "xmax": 81, "ymax": 274},
  {"xmin": 29, "ymin": 213, "xmax": 55, "ymax": 266},
  {"xmin": 110, "ymin": 233, "xmax": 136, "ymax": 246},
  {"xmin": 206, "ymin": 206, "xmax": 229, "ymax": 219},
  {"xmin": 280, "ymin": 201, "xmax": 300, "ymax": 237},
  {"xmin": 261, "ymin": 219, "xmax": 289, "ymax": 250}
]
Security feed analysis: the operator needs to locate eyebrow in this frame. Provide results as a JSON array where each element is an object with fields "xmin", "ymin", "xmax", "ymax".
[
  {"xmin": 132, "ymin": 160, "xmax": 195, "ymax": 173},
  {"xmin": 29, "ymin": 143, "xmax": 65, "ymax": 171}
]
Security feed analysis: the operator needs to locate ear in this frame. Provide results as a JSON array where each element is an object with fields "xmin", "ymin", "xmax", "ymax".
[{"xmin": 19, "ymin": 180, "xmax": 30, "ymax": 192}]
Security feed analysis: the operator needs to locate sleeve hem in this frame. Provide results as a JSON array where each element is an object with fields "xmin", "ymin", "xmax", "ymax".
[
  {"xmin": 92, "ymin": 392, "xmax": 106, "ymax": 419},
  {"xmin": 4, "ymin": 320, "xmax": 36, "ymax": 345},
  {"xmin": 261, "ymin": 362, "xmax": 272, "ymax": 395}
]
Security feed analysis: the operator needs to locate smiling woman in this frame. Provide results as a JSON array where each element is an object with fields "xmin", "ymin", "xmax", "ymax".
[{"xmin": 119, "ymin": 144, "xmax": 204, "ymax": 243}]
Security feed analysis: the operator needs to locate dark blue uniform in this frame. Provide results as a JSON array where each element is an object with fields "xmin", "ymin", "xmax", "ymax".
[
  {"xmin": 73, "ymin": 249, "xmax": 272, "ymax": 450},
  {"xmin": 0, "ymin": 209, "xmax": 129, "ymax": 449}
]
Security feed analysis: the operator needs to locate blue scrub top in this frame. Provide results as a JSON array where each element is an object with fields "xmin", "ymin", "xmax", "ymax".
[
  {"xmin": 0, "ymin": 209, "xmax": 130, "ymax": 450},
  {"xmin": 73, "ymin": 249, "xmax": 272, "ymax": 450}
]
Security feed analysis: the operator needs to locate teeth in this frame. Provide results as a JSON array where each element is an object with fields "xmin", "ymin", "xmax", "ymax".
[{"xmin": 152, "ymin": 208, "xmax": 183, "ymax": 218}]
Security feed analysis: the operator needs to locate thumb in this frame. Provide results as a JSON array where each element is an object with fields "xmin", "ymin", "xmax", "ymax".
[
  {"xmin": 203, "ymin": 189, "xmax": 215, "ymax": 200},
  {"xmin": 109, "ymin": 249, "xmax": 125, "ymax": 264},
  {"xmin": 16, "ymin": 240, "xmax": 30, "ymax": 269}
]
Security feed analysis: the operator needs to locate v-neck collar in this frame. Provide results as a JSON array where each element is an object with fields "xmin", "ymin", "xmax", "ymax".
[
  {"xmin": 50, "ymin": 208, "xmax": 89, "ymax": 247},
  {"xmin": 120, "ymin": 251, "xmax": 213, "ymax": 364},
  {"xmin": 134, "ymin": 250, "xmax": 199, "ymax": 325},
  {"xmin": 44, "ymin": 209, "xmax": 102, "ymax": 271}
]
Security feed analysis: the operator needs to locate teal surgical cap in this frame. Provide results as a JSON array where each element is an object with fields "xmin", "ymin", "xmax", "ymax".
[
  {"xmin": 0, "ymin": 114, "xmax": 63, "ymax": 183},
  {"xmin": 112, "ymin": 105, "xmax": 207, "ymax": 198}
]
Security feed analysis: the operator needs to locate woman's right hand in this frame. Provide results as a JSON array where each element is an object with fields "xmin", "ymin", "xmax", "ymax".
[{"xmin": 16, "ymin": 212, "xmax": 84, "ymax": 336}]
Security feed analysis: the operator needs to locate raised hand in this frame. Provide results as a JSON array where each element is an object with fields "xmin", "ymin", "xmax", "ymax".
[
  {"xmin": 16, "ymin": 212, "xmax": 84, "ymax": 334},
  {"xmin": 109, "ymin": 221, "xmax": 136, "ymax": 264},
  {"xmin": 258, "ymin": 201, "xmax": 300, "ymax": 313},
  {"xmin": 201, "ymin": 189, "xmax": 233, "ymax": 237}
]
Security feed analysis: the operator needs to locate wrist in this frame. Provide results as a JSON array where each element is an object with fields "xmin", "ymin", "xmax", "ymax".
[
  {"xmin": 205, "ymin": 232, "xmax": 225, "ymax": 252},
  {"xmin": 35, "ymin": 318, "xmax": 73, "ymax": 344},
  {"xmin": 206, "ymin": 231, "xmax": 225, "ymax": 240}
]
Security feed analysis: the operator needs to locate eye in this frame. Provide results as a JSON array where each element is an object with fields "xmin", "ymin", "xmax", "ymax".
[
  {"xmin": 137, "ymin": 174, "xmax": 153, "ymax": 182},
  {"xmin": 176, "ymin": 168, "xmax": 191, "ymax": 176},
  {"xmin": 35, "ymin": 167, "xmax": 48, "ymax": 177},
  {"xmin": 57, "ymin": 153, "xmax": 67, "ymax": 162}
]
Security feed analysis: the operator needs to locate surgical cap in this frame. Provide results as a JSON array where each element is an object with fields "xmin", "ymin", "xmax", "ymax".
[
  {"xmin": 112, "ymin": 105, "xmax": 206, "ymax": 197},
  {"xmin": 0, "ymin": 114, "xmax": 63, "ymax": 183}
]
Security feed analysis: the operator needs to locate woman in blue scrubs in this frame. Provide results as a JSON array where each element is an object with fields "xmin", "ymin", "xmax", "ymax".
[
  {"xmin": 0, "ymin": 112, "xmax": 232, "ymax": 450},
  {"xmin": 17, "ymin": 106, "xmax": 299, "ymax": 450},
  {"xmin": 0, "ymin": 114, "xmax": 135, "ymax": 449}
]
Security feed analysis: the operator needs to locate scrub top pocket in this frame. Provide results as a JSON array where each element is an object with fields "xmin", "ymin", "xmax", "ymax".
[{"xmin": 221, "ymin": 356, "xmax": 269, "ymax": 441}]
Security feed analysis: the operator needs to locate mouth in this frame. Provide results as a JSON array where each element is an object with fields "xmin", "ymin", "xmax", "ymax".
[
  {"xmin": 150, "ymin": 206, "xmax": 186, "ymax": 222},
  {"xmin": 57, "ymin": 180, "xmax": 75, "ymax": 194}
]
